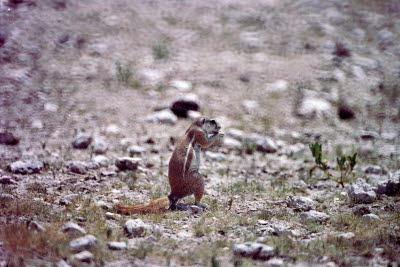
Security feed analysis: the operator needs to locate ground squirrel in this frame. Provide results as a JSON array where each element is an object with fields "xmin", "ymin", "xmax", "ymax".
[{"xmin": 115, "ymin": 117, "xmax": 223, "ymax": 214}]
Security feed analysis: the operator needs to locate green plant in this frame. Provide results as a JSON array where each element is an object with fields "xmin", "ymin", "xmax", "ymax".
[
  {"xmin": 193, "ymin": 218, "xmax": 211, "ymax": 237},
  {"xmin": 115, "ymin": 61, "xmax": 141, "ymax": 88},
  {"xmin": 217, "ymin": 167, "xmax": 230, "ymax": 177},
  {"xmin": 309, "ymin": 142, "xmax": 357, "ymax": 188},
  {"xmin": 130, "ymin": 240, "xmax": 154, "ymax": 259},
  {"xmin": 152, "ymin": 43, "xmax": 170, "ymax": 60},
  {"xmin": 240, "ymin": 141, "xmax": 257, "ymax": 155},
  {"xmin": 115, "ymin": 61, "xmax": 132, "ymax": 85}
]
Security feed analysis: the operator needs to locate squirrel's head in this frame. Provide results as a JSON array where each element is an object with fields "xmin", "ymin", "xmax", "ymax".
[{"xmin": 192, "ymin": 117, "xmax": 221, "ymax": 135}]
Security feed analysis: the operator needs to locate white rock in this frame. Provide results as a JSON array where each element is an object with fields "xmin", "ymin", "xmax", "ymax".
[
  {"xmin": 1, "ymin": 193, "xmax": 15, "ymax": 201},
  {"xmin": 60, "ymin": 222, "xmax": 87, "ymax": 236},
  {"xmin": 378, "ymin": 171, "xmax": 400, "ymax": 196},
  {"xmin": 265, "ymin": 80, "xmax": 288, "ymax": 92},
  {"xmin": 8, "ymin": 160, "xmax": 43, "ymax": 174},
  {"xmin": 205, "ymin": 152, "xmax": 226, "ymax": 162},
  {"xmin": 29, "ymin": 221, "xmax": 46, "ymax": 232},
  {"xmin": 272, "ymin": 224, "xmax": 292, "ymax": 237},
  {"xmin": 351, "ymin": 65, "xmax": 366, "ymax": 80},
  {"xmin": 72, "ymin": 133, "xmax": 92, "ymax": 149},
  {"xmin": 337, "ymin": 232, "xmax": 355, "ymax": 239},
  {"xmin": 120, "ymin": 138, "xmax": 135, "ymax": 148},
  {"xmin": 44, "ymin": 102, "xmax": 58, "ymax": 112},
  {"xmin": 128, "ymin": 145, "xmax": 147, "ymax": 155},
  {"xmin": 300, "ymin": 211, "xmax": 329, "ymax": 223},
  {"xmin": 96, "ymin": 200, "xmax": 112, "ymax": 210},
  {"xmin": 362, "ymin": 214, "xmax": 381, "ymax": 221},
  {"xmin": 327, "ymin": 9, "xmax": 345, "ymax": 24},
  {"xmin": 359, "ymin": 131, "xmax": 380, "ymax": 140},
  {"xmin": 348, "ymin": 178, "xmax": 376, "ymax": 204},
  {"xmin": 239, "ymin": 32, "xmax": 262, "ymax": 50},
  {"xmin": 107, "ymin": 241, "xmax": 127, "ymax": 250},
  {"xmin": 248, "ymin": 134, "xmax": 277, "ymax": 153},
  {"xmin": 72, "ymin": 250, "xmax": 94, "ymax": 263},
  {"xmin": 124, "ymin": 219, "xmax": 149, "ymax": 237},
  {"xmin": 224, "ymin": 137, "xmax": 242, "ymax": 150},
  {"xmin": 226, "ymin": 128, "xmax": 244, "ymax": 140},
  {"xmin": 232, "ymin": 242, "xmax": 274, "ymax": 260},
  {"xmin": 67, "ymin": 161, "xmax": 87, "ymax": 175},
  {"xmin": 332, "ymin": 69, "xmax": 346, "ymax": 83},
  {"xmin": 298, "ymin": 97, "xmax": 332, "ymax": 119},
  {"xmin": 92, "ymin": 138, "xmax": 108, "ymax": 154},
  {"xmin": 364, "ymin": 165, "xmax": 383, "ymax": 175},
  {"xmin": 104, "ymin": 15, "xmax": 119, "ymax": 26},
  {"xmin": 55, "ymin": 260, "xmax": 71, "ymax": 267},
  {"xmin": 138, "ymin": 69, "xmax": 165, "ymax": 85},
  {"xmin": 242, "ymin": 100, "xmax": 259, "ymax": 110},
  {"xmin": 144, "ymin": 109, "xmax": 178, "ymax": 125},
  {"xmin": 266, "ymin": 258, "xmax": 284, "ymax": 266},
  {"xmin": 287, "ymin": 196, "xmax": 315, "ymax": 211},
  {"xmin": 31, "ymin": 119, "xmax": 43, "ymax": 129},
  {"xmin": 92, "ymin": 155, "xmax": 109, "ymax": 167},
  {"xmin": 170, "ymin": 80, "xmax": 192, "ymax": 91},
  {"xmin": 377, "ymin": 28, "xmax": 394, "ymax": 45},
  {"xmin": 187, "ymin": 110, "xmax": 201, "ymax": 119},
  {"xmin": 106, "ymin": 124, "xmax": 120, "ymax": 135},
  {"xmin": 177, "ymin": 231, "xmax": 193, "ymax": 239},
  {"xmin": 64, "ymin": 194, "xmax": 79, "ymax": 202},
  {"xmin": 282, "ymin": 143, "xmax": 307, "ymax": 158},
  {"xmin": 353, "ymin": 56, "xmax": 378, "ymax": 70},
  {"xmin": 115, "ymin": 157, "xmax": 141, "ymax": 171},
  {"xmin": 69, "ymin": 235, "xmax": 97, "ymax": 251},
  {"xmin": 59, "ymin": 194, "xmax": 79, "ymax": 205},
  {"xmin": 88, "ymin": 43, "xmax": 108, "ymax": 56}
]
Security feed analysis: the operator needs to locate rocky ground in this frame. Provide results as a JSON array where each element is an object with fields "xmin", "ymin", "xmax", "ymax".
[{"xmin": 1, "ymin": 0, "xmax": 400, "ymax": 266}]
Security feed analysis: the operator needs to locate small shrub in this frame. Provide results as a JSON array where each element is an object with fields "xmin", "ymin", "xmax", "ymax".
[
  {"xmin": 115, "ymin": 61, "xmax": 132, "ymax": 84},
  {"xmin": 309, "ymin": 141, "xmax": 357, "ymax": 188},
  {"xmin": 240, "ymin": 141, "xmax": 256, "ymax": 155},
  {"xmin": 115, "ymin": 61, "xmax": 141, "ymax": 88},
  {"xmin": 258, "ymin": 210, "xmax": 273, "ymax": 221},
  {"xmin": 0, "ymin": 223, "xmax": 70, "ymax": 264},
  {"xmin": 193, "ymin": 218, "xmax": 211, "ymax": 237},
  {"xmin": 130, "ymin": 240, "xmax": 154, "ymax": 259},
  {"xmin": 152, "ymin": 43, "xmax": 170, "ymax": 60}
]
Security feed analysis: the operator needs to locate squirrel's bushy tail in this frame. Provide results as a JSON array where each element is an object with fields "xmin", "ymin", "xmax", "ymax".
[{"xmin": 114, "ymin": 196, "xmax": 169, "ymax": 214}]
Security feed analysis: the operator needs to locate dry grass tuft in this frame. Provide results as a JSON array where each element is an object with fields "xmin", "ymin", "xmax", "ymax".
[{"xmin": 0, "ymin": 223, "xmax": 70, "ymax": 265}]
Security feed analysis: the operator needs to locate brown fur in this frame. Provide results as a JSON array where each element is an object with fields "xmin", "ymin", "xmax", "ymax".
[
  {"xmin": 114, "ymin": 117, "xmax": 223, "ymax": 214},
  {"xmin": 114, "ymin": 197, "xmax": 169, "ymax": 215}
]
